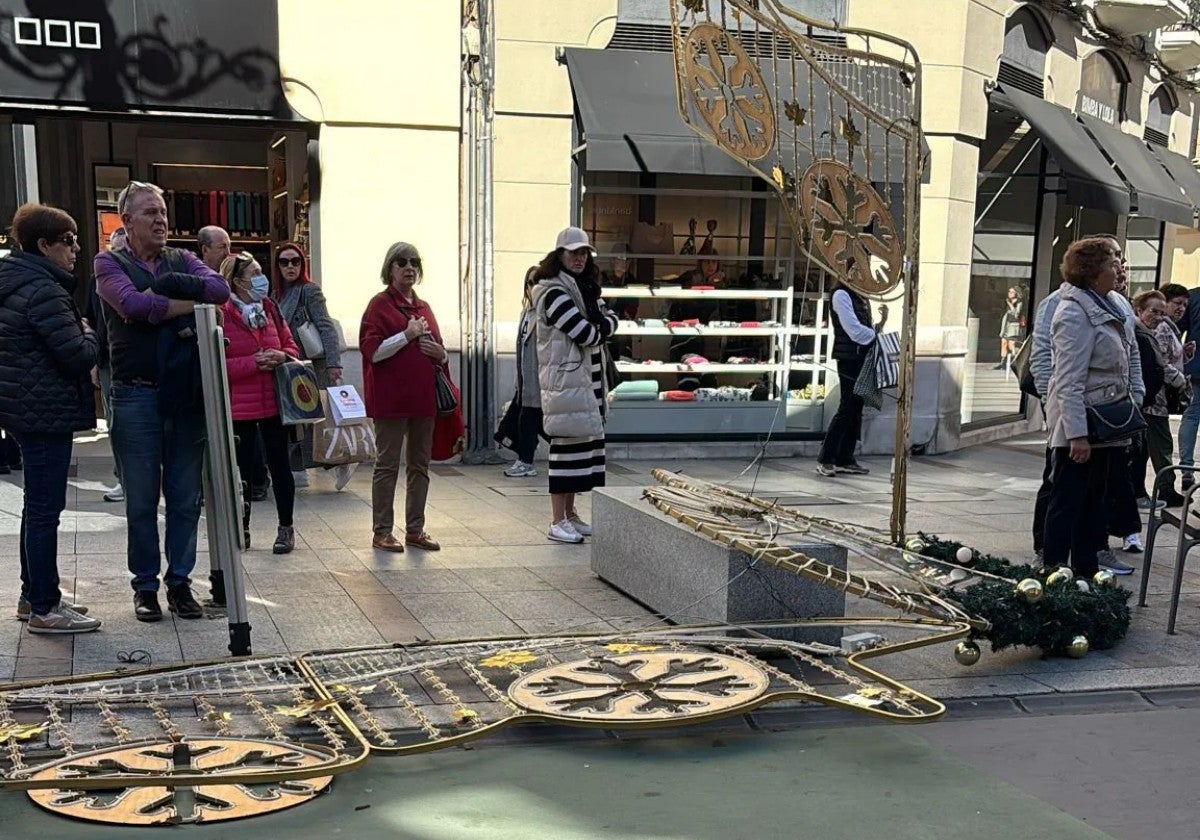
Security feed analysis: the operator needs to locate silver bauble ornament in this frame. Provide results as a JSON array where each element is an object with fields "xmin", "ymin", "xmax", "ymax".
[
  {"xmin": 955, "ymin": 546, "xmax": 974, "ymax": 565},
  {"xmin": 1046, "ymin": 567, "xmax": 1073, "ymax": 586},
  {"xmin": 1016, "ymin": 578, "xmax": 1043, "ymax": 603},
  {"xmin": 1093, "ymin": 569, "xmax": 1116, "ymax": 588},
  {"xmin": 953, "ymin": 640, "xmax": 981, "ymax": 666},
  {"xmin": 904, "ymin": 537, "xmax": 926, "ymax": 553},
  {"xmin": 1066, "ymin": 635, "xmax": 1089, "ymax": 659},
  {"xmin": 1075, "ymin": 579, "xmax": 1091, "ymax": 593}
]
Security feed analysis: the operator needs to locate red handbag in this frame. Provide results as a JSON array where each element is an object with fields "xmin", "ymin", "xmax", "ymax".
[{"xmin": 432, "ymin": 378, "xmax": 465, "ymax": 461}]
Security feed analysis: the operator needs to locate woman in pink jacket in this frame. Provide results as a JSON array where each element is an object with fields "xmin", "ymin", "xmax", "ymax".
[{"xmin": 219, "ymin": 253, "xmax": 301, "ymax": 554}]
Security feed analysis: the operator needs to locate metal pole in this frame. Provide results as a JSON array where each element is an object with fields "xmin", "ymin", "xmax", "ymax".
[
  {"xmin": 889, "ymin": 73, "xmax": 924, "ymax": 545},
  {"xmin": 195, "ymin": 304, "xmax": 252, "ymax": 656}
]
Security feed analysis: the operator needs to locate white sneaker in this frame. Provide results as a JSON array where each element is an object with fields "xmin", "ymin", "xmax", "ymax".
[
  {"xmin": 334, "ymin": 463, "xmax": 358, "ymax": 491},
  {"xmin": 1123, "ymin": 533, "xmax": 1144, "ymax": 554},
  {"xmin": 548, "ymin": 519, "xmax": 584, "ymax": 544},
  {"xmin": 292, "ymin": 470, "xmax": 310, "ymax": 488},
  {"xmin": 27, "ymin": 605, "xmax": 101, "ymax": 634},
  {"xmin": 504, "ymin": 461, "xmax": 538, "ymax": 478},
  {"xmin": 103, "ymin": 483, "xmax": 124, "ymax": 502},
  {"xmin": 568, "ymin": 514, "xmax": 592, "ymax": 537}
]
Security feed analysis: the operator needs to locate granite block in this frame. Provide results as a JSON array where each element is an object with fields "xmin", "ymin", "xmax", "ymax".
[{"xmin": 590, "ymin": 487, "xmax": 846, "ymax": 642}]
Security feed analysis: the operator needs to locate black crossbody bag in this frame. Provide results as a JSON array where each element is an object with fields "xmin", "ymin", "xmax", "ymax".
[{"xmin": 1085, "ymin": 398, "xmax": 1145, "ymax": 444}]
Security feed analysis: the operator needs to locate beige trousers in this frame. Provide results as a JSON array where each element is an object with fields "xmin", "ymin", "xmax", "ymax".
[{"xmin": 371, "ymin": 416, "xmax": 435, "ymax": 536}]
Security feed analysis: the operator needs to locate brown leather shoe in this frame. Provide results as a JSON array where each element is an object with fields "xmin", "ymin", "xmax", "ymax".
[
  {"xmin": 405, "ymin": 531, "xmax": 441, "ymax": 551},
  {"xmin": 372, "ymin": 533, "xmax": 405, "ymax": 553}
]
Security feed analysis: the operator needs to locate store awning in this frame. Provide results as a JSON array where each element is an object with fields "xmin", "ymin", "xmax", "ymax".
[
  {"xmin": 1148, "ymin": 144, "xmax": 1200, "ymax": 214},
  {"xmin": 991, "ymin": 84, "xmax": 1131, "ymax": 216},
  {"xmin": 563, "ymin": 48, "xmax": 924, "ymax": 182},
  {"xmin": 1078, "ymin": 114, "xmax": 1195, "ymax": 226}
]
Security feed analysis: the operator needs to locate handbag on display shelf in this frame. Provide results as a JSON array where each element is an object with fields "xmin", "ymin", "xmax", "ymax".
[
  {"xmin": 273, "ymin": 360, "xmax": 324, "ymax": 425},
  {"xmin": 629, "ymin": 221, "xmax": 675, "ymax": 255}
]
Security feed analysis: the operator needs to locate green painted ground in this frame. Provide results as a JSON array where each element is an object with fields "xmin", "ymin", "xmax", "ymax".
[{"xmin": 0, "ymin": 726, "xmax": 1109, "ymax": 839}]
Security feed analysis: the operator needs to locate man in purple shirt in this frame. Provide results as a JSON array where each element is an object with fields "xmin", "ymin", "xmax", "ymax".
[{"xmin": 95, "ymin": 181, "xmax": 229, "ymax": 623}]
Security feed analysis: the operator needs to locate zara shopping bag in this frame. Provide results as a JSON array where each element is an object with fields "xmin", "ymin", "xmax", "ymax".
[{"xmin": 312, "ymin": 394, "xmax": 378, "ymax": 466}]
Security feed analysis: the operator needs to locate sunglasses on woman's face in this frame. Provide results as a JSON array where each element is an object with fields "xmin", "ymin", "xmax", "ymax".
[
  {"xmin": 394, "ymin": 257, "xmax": 422, "ymax": 270},
  {"xmin": 277, "ymin": 256, "xmax": 302, "ymax": 268},
  {"xmin": 55, "ymin": 232, "xmax": 79, "ymax": 247}
]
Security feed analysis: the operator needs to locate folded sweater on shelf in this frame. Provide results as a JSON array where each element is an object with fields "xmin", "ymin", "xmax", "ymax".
[
  {"xmin": 613, "ymin": 380, "xmax": 659, "ymax": 394},
  {"xmin": 660, "ymin": 390, "xmax": 696, "ymax": 402},
  {"xmin": 694, "ymin": 386, "xmax": 753, "ymax": 402},
  {"xmin": 612, "ymin": 391, "xmax": 658, "ymax": 402}
]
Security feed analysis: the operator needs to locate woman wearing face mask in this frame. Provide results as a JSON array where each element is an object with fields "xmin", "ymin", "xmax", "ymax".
[
  {"xmin": 271, "ymin": 242, "xmax": 341, "ymax": 488},
  {"xmin": 220, "ymin": 252, "xmax": 300, "ymax": 555}
]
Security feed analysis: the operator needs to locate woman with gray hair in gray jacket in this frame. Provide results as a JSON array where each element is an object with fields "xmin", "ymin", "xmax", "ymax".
[{"xmin": 1043, "ymin": 235, "xmax": 1141, "ymax": 577}]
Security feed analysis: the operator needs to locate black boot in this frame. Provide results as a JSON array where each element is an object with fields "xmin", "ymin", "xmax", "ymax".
[
  {"xmin": 241, "ymin": 481, "xmax": 252, "ymax": 549},
  {"xmin": 167, "ymin": 585, "xmax": 203, "ymax": 619},
  {"xmin": 272, "ymin": 525, "xmax": 295, "ymax": 555}
]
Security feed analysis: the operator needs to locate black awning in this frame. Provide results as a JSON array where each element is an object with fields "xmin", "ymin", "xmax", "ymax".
[
  {"xmin": 564, "ymin": 49, "xmax": 748, "ymax": 177},
  {"xmin": 1078, "ymin": 114, "xmax": 1195, "ymax": 226},
  {"xmin": 1148, "ymin": 144, "xmax": 1200, "ymax": 215},
  {"xmin": 992, "ymin": 84, "xmax": 1130, "ymax": 216},
  {"xmin": 563, "ymin": 48, "xmax": 924, "ymax": 182}
]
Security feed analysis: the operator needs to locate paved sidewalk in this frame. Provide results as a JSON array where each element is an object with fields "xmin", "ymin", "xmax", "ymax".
[{"xmin": 2, "ymin": 432, "xmax": 1198, "ymax": 701}]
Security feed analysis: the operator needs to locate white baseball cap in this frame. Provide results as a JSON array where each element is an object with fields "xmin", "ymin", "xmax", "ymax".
[{"xmin": 555, "ymin": 226, "xmax": 594, "ymax": 253}]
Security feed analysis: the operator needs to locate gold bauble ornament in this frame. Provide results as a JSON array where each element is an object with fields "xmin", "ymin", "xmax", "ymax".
[
  {"xmin": 955, "ymin": 547, "xmax": 974, "ymax": 565},
  {"xmin": 1093, "ymin": 569, "xmax": 1116, "ymax": 588},
  {"xmin": 953, "ymin": 640, "xmax": 981, "ymax": 666},
  {"xmin": 904, "ymin": 537, "xmax": 927, "ymax": 553},
  {"xmin": 1066, "ymin": 635, "xmax": 1089, "ymax": 659},
  {"xmin": 1016, "ymin": 578, "xmax": 1043, "ymax": 603},
  {"xmin": 1046, "ymin": 567, "xmax": 1073, "ymax": 586}
]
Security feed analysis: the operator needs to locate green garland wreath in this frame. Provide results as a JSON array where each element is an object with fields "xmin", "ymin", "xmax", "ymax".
[{"xmin": 915, "ymin": 533, "xmax": 1131, "ymax": 656}]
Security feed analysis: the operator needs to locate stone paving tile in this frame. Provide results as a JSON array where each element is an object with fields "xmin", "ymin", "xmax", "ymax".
[
  {"xmin": 12, "ymin": 655, "xmax": 74, "ymax": 681},
  {"xmin": 483, "ymin": 590, "xmax": 597, "ymax": 622},
  {"xmin": 904, "ymin": 674, "xmax": 1057, "ymax": 699},
  {"xmin": 420, "ymin": 619, "xmax": 523, "ymax": 640},
  {"xmin": 452, "ymin": 567, "xmax": 556, "ymax": 593},
  {"xmin": 513, "ymin": 616, "xmax": 616, "ymax": 635},
  {"xmin": 401, "ymin": 592, "xmax": 514, "ymax": 625},
  {"xmin": 530, "ymin": 566, "xmax": 611, "ymax": 590},
  {"xmin": 373, "ymin": 569, "xmax": 472, "ymax": 595},
  {"xmin": 1031, "ymin": 665, "xmax": 1200, "ymax": 692},
  {"xmin": 248, "ymin": 571, "xmax": 349, "ymax": 598}
]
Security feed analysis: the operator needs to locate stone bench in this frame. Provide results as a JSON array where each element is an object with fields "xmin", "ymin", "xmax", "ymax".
[{"xmin": 590, "ymin": 487, "xmax": 847, "ymax": 642}]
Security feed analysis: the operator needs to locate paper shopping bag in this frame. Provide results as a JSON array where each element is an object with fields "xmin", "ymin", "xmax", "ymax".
[
  {"xmin": 326, "ymin": 385, "xmax": 368, "ymax": 426},
  {"xmin": 312, "ymin": 395, "xmax": 378, "ymax": 465}
]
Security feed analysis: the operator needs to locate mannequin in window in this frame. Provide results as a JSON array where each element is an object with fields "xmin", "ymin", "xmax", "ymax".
[
  {"xmin": 602, "ymin": 244, "xmax": 637, "ymax": 363},
  {"xmin": 997, "ymin": 286, "xmax": 1025, "ymax": 369}
]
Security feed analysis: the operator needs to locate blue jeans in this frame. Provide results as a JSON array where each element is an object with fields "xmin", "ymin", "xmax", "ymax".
[
  {"xmin": 14, "ymin": 432, "xmax": 73, "ymax": 614},
  {"xmin": 110, "ymin": 384, "xmax": 206, "ymax": 592},
  {"xmin": 1179, "ymin": 382, "xmax": 1200, "ymax": 481}
]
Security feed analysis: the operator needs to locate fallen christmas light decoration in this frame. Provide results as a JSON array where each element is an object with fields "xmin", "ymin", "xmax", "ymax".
[
  {"xmin": 642, "ymin": 472, "xmax": 1131, "ymax": 659},
  {"xmin": 0, "ymin": 622, "xmax": 965, "ymax": 825}
]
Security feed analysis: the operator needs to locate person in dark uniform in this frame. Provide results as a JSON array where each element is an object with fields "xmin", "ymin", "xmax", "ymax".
[{"xmin": 817, "ymin": 280, "xmax": 884, "ymax": 476}]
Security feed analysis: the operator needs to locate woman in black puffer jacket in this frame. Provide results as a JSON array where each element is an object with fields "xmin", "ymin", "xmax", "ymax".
[{"xmin": 0, "ymin": 204, "xmax": 100, "ymax": 634}]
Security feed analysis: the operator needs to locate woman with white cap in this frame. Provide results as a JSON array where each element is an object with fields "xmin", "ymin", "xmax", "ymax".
[{"xmin": 530, "ymin": 227, "xmax": 618, "ymax": 543}]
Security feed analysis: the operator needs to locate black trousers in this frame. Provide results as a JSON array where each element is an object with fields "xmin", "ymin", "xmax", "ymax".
[
  {"xmin": 1032, "ymin": 446, "xmax": 1053, "ymax": 553},
  {"xmin": 819, "ymin": 357, "xmax": 866, "ymax": 466},
  {"xmin": 1129, "ymin": 431, "xmax": 1150, "ymax": 500},
  {"xmin": 251, "ymin": 427, "xmax": 270, "ymax": 490},
  {"xmin": 515, "ymin": 406, "xmax": 543, "ymax": 464},
  {"xmin": 1043, "ymin": 447, "xmax": 1113, "ymax": 576},
  {"xmin": 233, "ymin": 416, "xmax": 295, "ymax": 527},
  {"xmin": 1106, "ymin": 440, "xmax": 1142, "ymax": 539}
]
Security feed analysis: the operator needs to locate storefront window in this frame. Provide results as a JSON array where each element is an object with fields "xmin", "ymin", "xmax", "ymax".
[
  {"xmin": 1077, "ymin": 51, "xmax": 1127, "ymax": 126},
  {"xmin": 1126, "ymin": 216, "xmax": 1163, "ymax": 297},
  {"xmin": 962, "ymin": 118, "xmax": 1041, "ymax": 426},
  {"xmin": 580, "ymin": 172, "xmax": 828, "ymax": 438}
]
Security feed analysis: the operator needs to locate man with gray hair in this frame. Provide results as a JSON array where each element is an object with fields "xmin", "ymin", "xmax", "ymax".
[
  {"xmin": 95, "ymin": 181, "xmax": 230, "ymax": 623},
  {"xmin": 197, "ymin": 225, "xmax": 230, "ymax": 273}
]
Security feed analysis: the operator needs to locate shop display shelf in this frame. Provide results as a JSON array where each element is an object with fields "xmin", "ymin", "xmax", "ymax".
[
  {"xmin": 616, "ymin": 362, "xmax": 783, "ymax": 374},
  {"xmin": 606, "ymin": 399, "xmax": 788, "ymax": 436},
  {"xmin": 605, "ymin": 285, "xmax": 791, "ymax": 299}
]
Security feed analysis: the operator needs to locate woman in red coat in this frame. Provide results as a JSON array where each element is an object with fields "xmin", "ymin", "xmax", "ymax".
[
  {"xmin": 359, "ymin": 242, "xmax": 446, "ymax": 553},
  {"xmin": 220, "ymin": 252, "xmax": 301, "ymax": 555}
]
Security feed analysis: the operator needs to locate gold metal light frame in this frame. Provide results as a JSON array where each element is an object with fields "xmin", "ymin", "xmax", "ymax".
[{"xmin": 669, "ymin": 0, "xmax": 925, "ymax": 540}]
